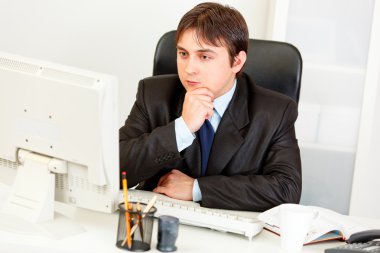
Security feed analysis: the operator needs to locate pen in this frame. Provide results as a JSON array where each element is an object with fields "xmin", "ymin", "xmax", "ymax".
[
  {"xmin": 130, "ymin": 195, "xmax": 157, "ymax": 236},
  {"xmin": 121, "ymin": 171, "xmax": 132, "ymax": 249}
]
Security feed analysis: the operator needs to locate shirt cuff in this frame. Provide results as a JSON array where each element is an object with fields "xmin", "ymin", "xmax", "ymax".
[
  {"xmin": 175, "ymin": 117, "xmax": 195, "ymax": 152},
  {"xmin": 192, "ymin": 179, "xmax": 202, "ymax": 202}
]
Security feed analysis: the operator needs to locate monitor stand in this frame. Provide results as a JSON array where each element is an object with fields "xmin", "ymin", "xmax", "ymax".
[
  {"xmin": 2, "ymin": 149, "xmax": 66, "ymax": 223},
  {"xmin": 0, "ymin": 169, "xmax": 85, "ymax": 240}
]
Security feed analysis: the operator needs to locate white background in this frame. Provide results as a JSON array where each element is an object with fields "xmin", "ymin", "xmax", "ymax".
[{"xmin": 0, "ymin": 0, "xmax": 271, "ymax": 125}]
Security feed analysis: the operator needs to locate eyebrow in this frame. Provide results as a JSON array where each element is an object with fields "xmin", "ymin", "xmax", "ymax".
[{"xmin": 176, "ymin": 45, "xmax": 216, "ymax": 54}]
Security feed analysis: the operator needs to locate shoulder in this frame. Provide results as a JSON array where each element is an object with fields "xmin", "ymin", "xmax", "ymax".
[
  {"xmin": 135, "ymin": 74, "xmax": 185, "ymax": 111},
  {"xmin": 139, "ymin": 74, "xmax": 182, "ymax": 90},
  {"xmin": 238, "ymin": 72, "xmax": 297, "ymax": 109},
  {"xmin": 234, "ymin": 73, "xmax": 298, "ymax": 126},
  {"xmin": 137, "ymin": 74, "xmax": 185, "ymax": 100}
]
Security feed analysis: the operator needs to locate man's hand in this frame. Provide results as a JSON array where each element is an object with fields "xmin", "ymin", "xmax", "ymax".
[
  {"xmin": 182, "ymin": 88, "xmax": 214, "ymax": 133},
  {"xmin": 153, "ymin": 169, "xmax": 194, "ymax": 201}
]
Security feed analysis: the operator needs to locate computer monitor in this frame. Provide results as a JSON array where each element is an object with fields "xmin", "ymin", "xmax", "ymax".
[{"xmin": 0, "ymin": 51, "xmax": 119, "ymax": 222}]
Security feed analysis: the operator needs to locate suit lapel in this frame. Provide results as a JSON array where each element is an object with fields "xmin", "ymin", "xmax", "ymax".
[{"xmin": 206, "ymin": 77, "xmax": 250, "ymax": 175}]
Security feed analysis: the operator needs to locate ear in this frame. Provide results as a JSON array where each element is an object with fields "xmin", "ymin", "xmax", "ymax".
[{"xmin": 232, "ymin": 51, "xmax": 247, "ymax": 74}]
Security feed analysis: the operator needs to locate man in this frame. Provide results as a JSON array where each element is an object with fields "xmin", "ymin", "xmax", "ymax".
[{"xmin": 119, "ymin": 2, "xmax": 301, "ymax": 212}]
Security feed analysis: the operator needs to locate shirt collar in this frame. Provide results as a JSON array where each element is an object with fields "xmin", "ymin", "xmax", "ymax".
[{"xmin": 213, "ymin": 79, "xmax": 237, "ymax": 117}]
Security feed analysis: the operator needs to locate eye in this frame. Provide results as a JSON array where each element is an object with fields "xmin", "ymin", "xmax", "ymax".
[
  {"xmin": 201, "ymin": 55, "xmax": 211, "ymax": 60},
  {"xmin": 178, "ymin": 51, "xmax": 187, "ymax": 57}
]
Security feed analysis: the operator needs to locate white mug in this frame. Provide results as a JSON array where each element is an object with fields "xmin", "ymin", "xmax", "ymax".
[{"xmin": 279, "ymin": 204, "xmax": 319, "ymax": 252}]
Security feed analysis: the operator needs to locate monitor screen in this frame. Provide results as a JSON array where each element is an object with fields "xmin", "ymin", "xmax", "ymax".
[{"xmin": 0, "ymin": 51, "xmax": 119, "ymax": 222}]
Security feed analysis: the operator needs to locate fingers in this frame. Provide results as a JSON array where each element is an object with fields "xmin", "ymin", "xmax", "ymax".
[
  {"xmin": 189, "ymin": 94, "xmax": 213, "ymax": 105},
  {"xmin": 157, "ymin": 171, "xmax": 172, "ymax": 186},
  {"xmin": 188, "ymin": 87, "xmax": 215, "ymax": 100},
  {"xmin": 204, "ymin": 105, "xmax": 214, "ymax": 120},
  {"xmin": 182, "ymin": 88, "xmax": 215, "ymax": 132},
  {"xmin": 156, "ymin": 170, "xmax": 186, "ymax": 189},
  {"xmin": 185, "ymin": 93, "xmax": 214, "ymax": 110},
  {"xmin": 157, "ymin": 175, "xmax": 166, "ymax": 186},
  {"xmin": 153, "ymin": 172, "xmax": 194, "ymax": 201},
  {"xmin": 153, "ymin": 185, "xmax": 166, "ymax": 194}
]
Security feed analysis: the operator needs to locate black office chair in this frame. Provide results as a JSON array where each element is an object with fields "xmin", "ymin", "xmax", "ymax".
[{"xmin": 153, "ymin": 30, "xmax": 302, "ymax": 103}]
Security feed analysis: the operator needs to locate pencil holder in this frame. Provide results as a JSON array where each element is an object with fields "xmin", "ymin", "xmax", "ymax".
[{"xmin": 116, "ymin": 202, "xmax": 157, "ymax": 252}]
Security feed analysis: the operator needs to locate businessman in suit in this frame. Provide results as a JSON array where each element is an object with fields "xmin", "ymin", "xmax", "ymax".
[{"xmin": 119, "ymin": 2, "xmax": 301, "ymax": 212}]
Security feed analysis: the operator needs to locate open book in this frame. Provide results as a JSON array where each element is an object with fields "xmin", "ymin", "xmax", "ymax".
[{"xmin": 258, "ymin": 204, "xmax": 372, "ymax": 244}]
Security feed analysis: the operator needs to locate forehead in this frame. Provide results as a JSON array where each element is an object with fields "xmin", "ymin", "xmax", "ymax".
[{"xmin": 177, "ymin": 29, "xmax": 227, "ymax": 52}]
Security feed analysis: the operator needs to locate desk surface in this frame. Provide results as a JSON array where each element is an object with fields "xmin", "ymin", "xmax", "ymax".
[
  {"xmin": 1, "ymin": 180, "xmax": 380, "ymax": 253},
  {"xmin": 2, "ymin": 206, "xmax": 380, "ymax": 253}
]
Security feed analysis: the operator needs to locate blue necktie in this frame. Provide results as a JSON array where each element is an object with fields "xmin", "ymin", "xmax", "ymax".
[{"xmin": 199, "ymin": 120, "xmax": 215, "ymax": 176}]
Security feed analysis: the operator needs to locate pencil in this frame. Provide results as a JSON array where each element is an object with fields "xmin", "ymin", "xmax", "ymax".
[
  {"xmin": 136, "ymin": 203, "xmax": 144, "ymax": 239},
  {"xmin": 130, "ymin": 195, "xmax": 157, "ymax": 236},
  {"xmin": 121, "ymin": 171, "xmax": 132, "ymax": 249}
]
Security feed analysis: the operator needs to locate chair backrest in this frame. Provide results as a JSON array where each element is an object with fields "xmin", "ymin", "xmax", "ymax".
[{"xmin": 153, "ymin": 30, "xmax": 302, "ymax": 103}]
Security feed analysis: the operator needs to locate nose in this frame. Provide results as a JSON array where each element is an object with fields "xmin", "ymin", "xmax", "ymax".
[{"xmin": 184, "ymin": 56, "xmax": 198, "ymax": 75}]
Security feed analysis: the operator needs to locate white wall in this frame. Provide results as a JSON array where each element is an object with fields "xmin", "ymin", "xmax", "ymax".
[
  {"xmin": 349, "ymin": 0, "xmax": 380, "ymax": 219},
  {"xmin": 280, "ymin": 0, "xmax": 375, "ymax": 214},
  {"xmin": 0, "ymin": 0, "xmax": 271, "ymax": 126}
]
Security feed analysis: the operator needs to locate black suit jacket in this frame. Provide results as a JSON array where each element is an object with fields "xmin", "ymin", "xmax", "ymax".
[{"xmin": 119, "ymin": 73, "xmax": 301, "ymax": 212}]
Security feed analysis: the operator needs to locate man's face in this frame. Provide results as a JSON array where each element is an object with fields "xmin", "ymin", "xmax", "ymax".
[{"xmin": 177, "ymin": 29, "xmax": 243, "ymax": 98}]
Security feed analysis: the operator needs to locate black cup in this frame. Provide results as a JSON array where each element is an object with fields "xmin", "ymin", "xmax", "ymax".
[{"xmin": 157, "ymin": 215, "xmax": 179, "ymax": 252}]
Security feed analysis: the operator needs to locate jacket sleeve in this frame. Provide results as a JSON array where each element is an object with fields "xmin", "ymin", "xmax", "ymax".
[
  {"xmin": 198, "ymin": 100, "xmax": 302, "ymax": 212},
  {"xmin": 119, "ymin": 80, "xmax": 181, "ymax": 187}
]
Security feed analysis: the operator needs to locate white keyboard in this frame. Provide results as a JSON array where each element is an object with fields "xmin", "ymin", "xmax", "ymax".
[{"xmin": 127, "ymin": 189, "xmax": 263, "ymax": 240}]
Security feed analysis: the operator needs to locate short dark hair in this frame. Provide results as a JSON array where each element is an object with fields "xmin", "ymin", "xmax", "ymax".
[{"xmin": 176, "ymin": 2, "xmax": 249, "ymax": 72}]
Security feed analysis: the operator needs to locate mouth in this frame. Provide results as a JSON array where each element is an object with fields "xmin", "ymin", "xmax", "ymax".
[{"xmin": 186, "ymin": 80, "xmax": 201, "ymax": 86}]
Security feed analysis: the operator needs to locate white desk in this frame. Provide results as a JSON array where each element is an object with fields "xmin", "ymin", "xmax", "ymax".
[
  {"xmin": 1, "ymin": 179, "xmax": 379, "ymax": 253},
  {"xmin": 2, "ymin": 206, "xmax": 380, "ymax": 253}
]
